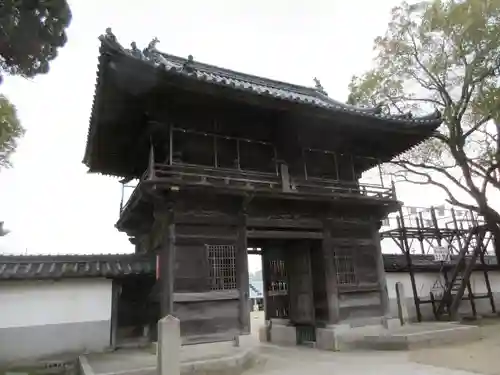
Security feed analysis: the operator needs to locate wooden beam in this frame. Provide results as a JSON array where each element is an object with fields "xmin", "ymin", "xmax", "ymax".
[
  {"xmin": 247, "ymin": 217, "xmax": 322, "ymax": 229},
  {"xmin": 174, "ymin": 290, "xmax": 239, "ymax": 302},
  {"xmin": 247, "ymin": 230, "xmax": 323, "ymax": 239}
]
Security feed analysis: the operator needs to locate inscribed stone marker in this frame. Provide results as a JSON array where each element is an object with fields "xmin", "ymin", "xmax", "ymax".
[
  {"xmin": 157, "ymin": 315, "xmax": 180, "ymax": 375},
  {"xmin": 395, "ymin": 282, "xmax": 409, "ymax": 325}
]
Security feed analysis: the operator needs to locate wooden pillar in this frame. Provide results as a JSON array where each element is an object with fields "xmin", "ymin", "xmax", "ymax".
[
  {"xmin": 157, "ymin": 205, "xmax": 176, "ymax": 318},
  {"xmin": 322, "ymin": 218, "xmax": 339, "ymax": 324},
  {"xmin": 372, "ymin": 220, "xmax": 390, "ymax": 317},
  {"xmin": 237, "ymin": 212, "xmax": 250, "ymax": 333}
]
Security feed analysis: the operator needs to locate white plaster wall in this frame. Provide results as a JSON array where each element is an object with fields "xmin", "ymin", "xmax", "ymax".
[
  {"xmin": 386, "ymin": 272, "xmax": 438, "ymax": 299},
  {"xmin": 386, "ymin": 271, "xmax": 500, "ymax": 299},
  {"xmin": 386, "ymin": 271, "xmax": 500, "ymax": 320},
  {"xmin": 0, "ymin": 278, "xmax": 112, "ymax": 329}
]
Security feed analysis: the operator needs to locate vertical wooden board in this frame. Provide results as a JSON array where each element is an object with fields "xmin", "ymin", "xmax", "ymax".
[
  {"xmin": 354, "ymin": 244, "xmax": 378, "ymax": 284},
  {"xmin": 175, "ymin": 245, "xmax": 209, "ymax": 278},
  {"xmin": 174, "ymin": 244, "xmax": 210, "ymax": 292},
  {"xmin": 287, "ymin": 241, "xmax": 315, "ymax": 324}
]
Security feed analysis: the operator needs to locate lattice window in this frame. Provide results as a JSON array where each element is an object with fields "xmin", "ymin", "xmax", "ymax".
[
  {"xmin": 334, "ymin": 249, "xmax": 358, "ymax": 285},
  {"xmin": 207, "ymin": 245, "xmax": 237, "ymax": 290}
]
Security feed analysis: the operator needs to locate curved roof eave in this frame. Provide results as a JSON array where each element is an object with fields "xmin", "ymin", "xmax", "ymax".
[{"xmin": 94, "ymin": 28, "xmax": 443, "ymax": 130}]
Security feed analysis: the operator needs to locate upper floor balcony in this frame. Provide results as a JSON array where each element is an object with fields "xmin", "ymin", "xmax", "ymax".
[{"xmin": 118, "ymin": 126, "xmax": 397, "ymax": 216}]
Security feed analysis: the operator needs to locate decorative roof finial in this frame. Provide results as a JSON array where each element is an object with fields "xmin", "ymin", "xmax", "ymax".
[
  {"xmin": 130, "ymin": 42, "xmax": 143, "ymax": 59},
  {"xmin": 104, "ymin": 28, "xmax": 116, "ymax": 41},
  {"xmin": 313, "ymin": 77, "xmax": 327, "ymax": 95},
  {"xmin": 183, "ymin": 55, "xmax": 195, "ymax": 73},
  {"xmin": 149, "ymin": 37, "xmax": 160, "ymax": 50}
]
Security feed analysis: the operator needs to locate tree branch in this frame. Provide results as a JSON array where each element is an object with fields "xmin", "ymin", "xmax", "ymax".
[
  {"xmin": 390, "ymin": 159, "xmax": 472, "ymax": 197},
  {"xmin": 392, "ymin": 167, "xmax": 479, "ymax": 213},
  {"xmin": 481, "ymin": 161, "xmax": 500, "ymax": 194},
  {"xmin": 463, "ymin": 115, "xmax": 491, "ymax": 139},
  {"xmin": 408, "ymin": 31, "xmax": 454, "ymax": 107}
]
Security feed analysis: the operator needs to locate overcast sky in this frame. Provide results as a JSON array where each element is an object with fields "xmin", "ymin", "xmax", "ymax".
[{"xmin": 0, "ymin": 0, "xmax": 454, "ymax": 271}]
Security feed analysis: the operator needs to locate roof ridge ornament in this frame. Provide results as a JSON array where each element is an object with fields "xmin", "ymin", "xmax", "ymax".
[
  {"xmin": 313, "ymin": 77, "xmax": 327, "ymax": 95},
  {"xmin": 145, "ymin": 37, "xmax": 160, "ymax": 54},
  {"xmin": 104, "ymin": 27, "xmax": 117, "ymax": 43},
  {"xmin": 99, "ymin": 28, "xmax": 125, "ymax": 52},
  {"xmin": 182, "ymin": 55, "xmax": 195, "ymax": 74},
  {"xmin": 129, "ymin": 42, "xmax": 145, "ymax": 60}
]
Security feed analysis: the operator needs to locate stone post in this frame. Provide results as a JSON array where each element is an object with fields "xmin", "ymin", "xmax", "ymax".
[
  {"xmin": 157, "ymin": 315, "xmax": 180, "ymax": 375},
  {"xmin": 372, "ymin": 225, "xmax": 390, "ymax": 318},
  {"xmin": 396, "ymin": 282, "xmax": 409, "ymax": 325}
]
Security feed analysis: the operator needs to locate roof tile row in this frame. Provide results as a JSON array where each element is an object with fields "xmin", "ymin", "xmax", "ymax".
[
  {"xmin": 0, "ymin": 254, "xmax": 154, "ymax": 280},
  {"xmin": 99, "ymin": 28, "xmax": 443, "ymax": 127}
]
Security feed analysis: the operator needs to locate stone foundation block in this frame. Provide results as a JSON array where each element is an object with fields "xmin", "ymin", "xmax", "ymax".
[
  {"xmin": 316, "ymin": 324, "xmax": 351, "ymax": 351},
  {"xmin": 270, "ymin": 324, "xmax": 296, "ymax": 346},
  {"xmin": 382, "ymin": 317, "xmax": 402, "ymax": 330},
  {"xmin": 258, "ymin": 325, "xmax": 269, "ymax": 343}
]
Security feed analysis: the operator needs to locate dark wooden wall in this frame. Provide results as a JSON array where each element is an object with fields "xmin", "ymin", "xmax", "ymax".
[
  {"xmin": 328, "ymin": 221, "xmax": 384, "ymax": 321},
  {"xmin": 153, "ymin": 192, "xmax": 248, "ymax": 344},
  {"xmin": 249, "ymin": 198, "xmax": 386, "ymax": 327},
  {"xmin": 143, "ymin": 193, "xmax": 386, "ymax": 341},
  {"xmin": 148, "ymin": 99, "xmax": 362, "ymax": 182}
]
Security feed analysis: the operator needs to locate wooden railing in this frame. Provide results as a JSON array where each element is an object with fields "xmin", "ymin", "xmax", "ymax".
[
  {"xmin": 291, "ymin": 176, "xmax": 395, "ymax": 199},
  {"xmin": 152, "ymin": 163, "xmax": 281, "ymax": 190},
  {"xmin": 119, "ymin": 163, "xmax": 396, "ymax": 215}
]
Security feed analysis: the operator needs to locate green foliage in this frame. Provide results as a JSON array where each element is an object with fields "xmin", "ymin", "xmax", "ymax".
[
  {"xmin": 0, "ymin": 95, "xmax": 24, "ymax": 169},
  {"xmin": 0, "ymin": 0, "xmax": 70, "ymax": 170},
  {"xmin": 0, "ymin": 0, "xmax": 72, "ymax": 81},
  {"xmin": 348, "ymin": 0, "xmax": 500, "ymax": 219}
]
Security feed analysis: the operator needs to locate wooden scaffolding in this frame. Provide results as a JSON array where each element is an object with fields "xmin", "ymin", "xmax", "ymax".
[{"xmin": 380, "ymin": 205, "xmax": 496, "ymax": 321}]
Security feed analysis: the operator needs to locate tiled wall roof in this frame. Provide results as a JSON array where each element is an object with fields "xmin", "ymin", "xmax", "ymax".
[{"xmin": 0, "ymin": 253, "xmax": 154, "ymax": 280}]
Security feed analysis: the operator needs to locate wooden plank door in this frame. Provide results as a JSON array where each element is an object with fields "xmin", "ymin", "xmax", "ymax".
[{"xmin": 287, "ymin": 240, "xmax": 315, "ymax": 324}]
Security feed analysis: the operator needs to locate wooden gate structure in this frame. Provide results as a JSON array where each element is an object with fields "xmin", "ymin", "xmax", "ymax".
[{"xmin": 83, "ymin": 29, "xmax": 443, "ymax": 345}]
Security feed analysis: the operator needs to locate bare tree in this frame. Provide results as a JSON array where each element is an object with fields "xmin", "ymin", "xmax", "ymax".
[{"xmin": 348, "ymin": 0, "xmax": 500, "ymax": 258}]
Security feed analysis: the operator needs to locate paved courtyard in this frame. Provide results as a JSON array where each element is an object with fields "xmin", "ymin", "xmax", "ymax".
[
  {"xmin": 244, "ymin": 345, "xmax": 478, "ymax": 375},
  {"xmin": 85, "ymin": 312, "xmax": 500, "ymax": 375},
  {"xmin": 248, "ymin": 311, "xmax": 499, "ymax": 375}
]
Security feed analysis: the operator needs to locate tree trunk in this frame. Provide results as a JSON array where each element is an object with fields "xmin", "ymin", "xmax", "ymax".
[{"xmin": 483, "ymin": 215, "xmax": 500, "ymax": 265}]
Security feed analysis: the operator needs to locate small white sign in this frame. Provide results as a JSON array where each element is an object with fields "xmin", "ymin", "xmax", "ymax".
[{"xmin": 433, "ymin": 246, "xmax": 450, "ymax": 262}]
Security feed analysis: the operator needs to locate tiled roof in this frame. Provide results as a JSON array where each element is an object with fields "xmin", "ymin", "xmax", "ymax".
[
  {"xmin": 96, "ymin": 28, "xmax": 443, "ymax": 127},
  {"xmin": 383, "ymin": 253, "xmax": 498, "ymax": 272},
  {"xmin": 83, "ymin": 29, "xmax": 443, "ymax": 177},
  {"xmin": 0, "ymin": 253, "xmax": 154, "ymax": 280},
  {"xmin": 1, "ymin": 253, "xmax": 494, "ymax": 282}
]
